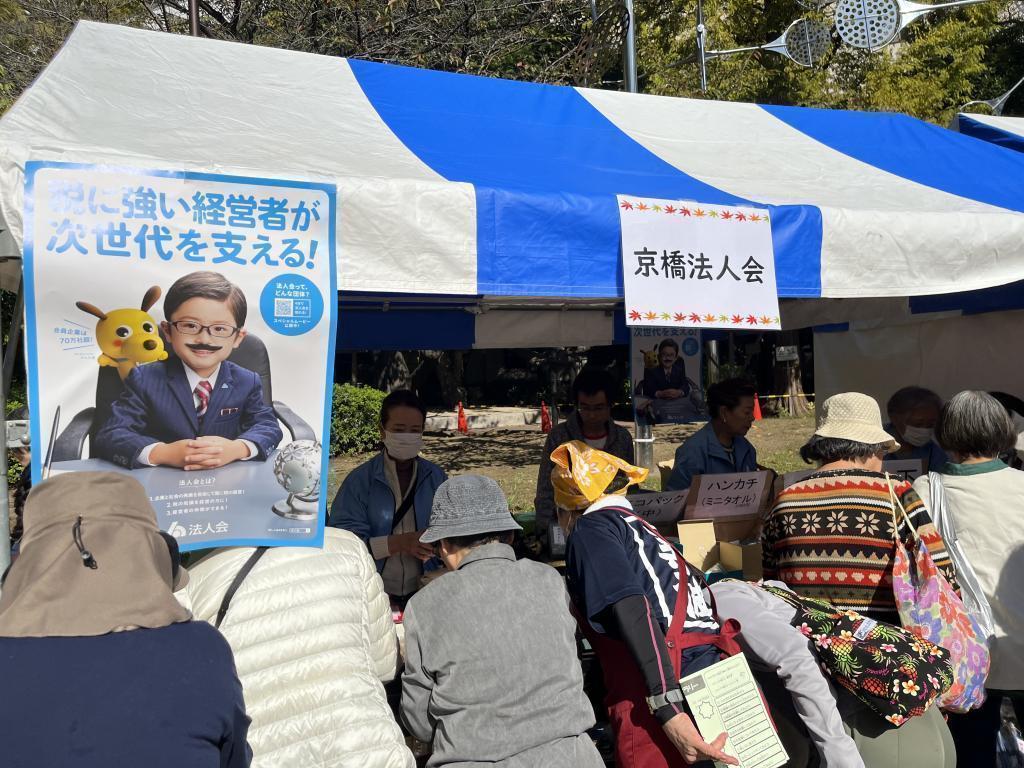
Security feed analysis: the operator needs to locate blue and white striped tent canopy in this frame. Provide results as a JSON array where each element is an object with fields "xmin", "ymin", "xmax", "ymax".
[
  {"xmin": 3, "ymin": 21, "xmax": 1024, "ymax": 348},
  {"xmin": 957, "ymin": 112, "xmax": 1024, "ymax": 153}
]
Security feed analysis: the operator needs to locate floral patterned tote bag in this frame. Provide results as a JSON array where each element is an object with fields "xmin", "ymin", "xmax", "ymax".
[
  {"xmin": 761, "ymin": 583, "xmax": 952, "ymax": 726},
  {"xmin": 886, "ymin": 474, "xmax": 990, "ymax": 713}
]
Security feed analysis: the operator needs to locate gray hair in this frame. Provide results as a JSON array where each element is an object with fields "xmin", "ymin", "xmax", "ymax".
[
  {"xmin": 936, "ymin": 391, "xmax": 1016, "ymax": 459},
  {"xmin": 887, "ymin": 386, "xmax": 942, "ymax": 418}
]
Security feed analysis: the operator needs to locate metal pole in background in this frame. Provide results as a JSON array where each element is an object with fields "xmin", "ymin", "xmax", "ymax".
[
  {"xmin": 623, "ymin": 0, "xmax": 639, "ymax": 92},
  {"xmin": 696, "ymin": 0, "xmax": 709, "ymax": 93},
  {"xmin": 1, "ymin": 290, "xmax": 11, "ymax": 577},
  {"xmin": 3, "ymin": 279, "xmax": 23, "ymax": 395},
  {"xmin": 188, "ymin": 0, "xmax": 200, "ymax": 36}
]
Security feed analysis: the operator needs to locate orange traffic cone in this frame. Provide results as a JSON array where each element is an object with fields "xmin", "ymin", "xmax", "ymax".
[
  {"xmin": 753, "ymin": 392, "xmax": 763, "ymax": 421},
  {"xmin": 457, "ymin": 402, "xmax": 469, "ymax": 434},
  {"xmin": 540, "ymin": 401, "xmax": 552, "ymax": 434}
]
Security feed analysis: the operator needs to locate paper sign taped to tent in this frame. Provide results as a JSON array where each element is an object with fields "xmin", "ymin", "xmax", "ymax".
[
  {"xmin": 618, "ymin": 196, "xmax": 780, "ymax": 331},
  {"xmin": 22, "ymin": 161, "xmax": 337, "ymax": 552}
]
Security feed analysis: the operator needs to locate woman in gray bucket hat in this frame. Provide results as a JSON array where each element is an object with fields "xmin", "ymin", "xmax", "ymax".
[{"xmin": 400, "ymin": 475, "xmax": 603, "ymax": 768}]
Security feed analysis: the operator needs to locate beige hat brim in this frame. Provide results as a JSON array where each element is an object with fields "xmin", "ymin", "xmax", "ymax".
[{"xmin": 814, "ymin": 423, "xmax": 900, "ymax": 453}]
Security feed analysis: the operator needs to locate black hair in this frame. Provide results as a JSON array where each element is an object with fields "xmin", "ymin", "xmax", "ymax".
[
  {"xmin": 800, "ymin": 435, "xmax": 890, "ymax": 465},
  {"xmin": 707, "ymin": 378, "xmax": 757, "ymax": 421},
  {"xmin": 164, "ymin": 271, "xmax": 248, "ymax": 327},
  {"xmin": 886, "ymin": 386, "xmax": 942, "ymax": 418},
  {"xmin": 158, "ymin": 531, "xmax": 182, "ymax": 585},
  {"xmin": 571, "ymin": 368, "xmax": 618, "ymax": 406},
  {"xmin": 380, "ymin": 389, "xmax": 427, "ymax": 426},
  {"xmin": 442, "ymin": 531, "xmax": 515, "ymax": 549},
  {"xmin": 989, "ymin": 391, "xmax": 1024, "ymax": 419},
  {"xmin": 657, "ymin": 338, "xmax": 679, "ymax": 354}
]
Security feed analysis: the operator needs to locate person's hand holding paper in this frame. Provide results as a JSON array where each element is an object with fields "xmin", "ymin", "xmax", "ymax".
[{"xmin": 663, "ymin": 712, "xmax": 738, "ymax": 765}]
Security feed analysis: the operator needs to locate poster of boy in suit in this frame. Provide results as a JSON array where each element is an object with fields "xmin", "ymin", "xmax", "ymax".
[
  {"xmin": 631, "ymin": 328, "xmax": 706, "ymax": 425},
  {"xmin": 22, "ymin": 162, "xmax": 336, "ymax": 551},
  {"xmin": 95, "ymin": 272, "xmax": 283, "ymax": 470}
]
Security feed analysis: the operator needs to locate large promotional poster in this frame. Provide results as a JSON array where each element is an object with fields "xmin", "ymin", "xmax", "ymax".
[
  {"xmin": 630, "ymin": 327, "xmax": 706, "ymax": 425},
  {"xmin": 23, "ymin": 161, "xmax": 337, "ymax": 551}
]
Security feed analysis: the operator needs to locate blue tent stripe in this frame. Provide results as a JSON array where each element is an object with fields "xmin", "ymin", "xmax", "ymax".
[
  {"xmin": 350, "ymin": 60, "xmax": 823, "ymax": 299},
  {"xmin": 958, "ymin": 114, "xmax": 1024, "ymax": 154},
  {"xmin": 761, "ymin": 105, "xmax": 1024, "ymax": 213}
]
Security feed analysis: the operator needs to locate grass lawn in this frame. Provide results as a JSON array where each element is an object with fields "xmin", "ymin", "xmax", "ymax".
[{"xmin": 326, "ymin": 413, "xmax": 816, "ymax": 512}]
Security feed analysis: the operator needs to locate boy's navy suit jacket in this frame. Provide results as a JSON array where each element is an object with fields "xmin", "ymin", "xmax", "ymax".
[{"xmin": 95, "ymin": 358, "xmax": 283, "ymax": 469}]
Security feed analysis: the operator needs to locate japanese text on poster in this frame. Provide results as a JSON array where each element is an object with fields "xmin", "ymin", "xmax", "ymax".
[{"xmin": 23, "ymin": 161, "xmax": 337, "ymax": 551}]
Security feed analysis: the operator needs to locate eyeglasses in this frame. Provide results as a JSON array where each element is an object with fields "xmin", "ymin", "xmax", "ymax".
[
  {"xmin": 577, "ymin": 404, "xmax": 611, "ymax": 414},
  {"xmin": 169, "ymin": 320, "xmax": 239, "ymax": 338}
]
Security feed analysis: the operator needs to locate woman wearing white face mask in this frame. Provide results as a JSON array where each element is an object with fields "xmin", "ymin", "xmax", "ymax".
[
  {"xmin": 329, "ymin": 390, "xmax": 447, "ymax": 602},
  {"xmin": 884, "ymin": 386, "xmax": 948, "ymax": 473}
]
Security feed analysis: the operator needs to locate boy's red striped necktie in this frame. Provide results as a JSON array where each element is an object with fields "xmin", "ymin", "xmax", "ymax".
[{"xmin": 195, "ymin": 380, "xmax": 213, "ymax": 418}]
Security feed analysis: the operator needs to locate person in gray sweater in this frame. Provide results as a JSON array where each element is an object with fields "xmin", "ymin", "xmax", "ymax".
[
  {"xmin": 710, "ymin": 580, "xmax": 955, "ymax": 768},
  {"xmin": 401, "ymin": 475, "xmax": 602, "ymax": 768}
]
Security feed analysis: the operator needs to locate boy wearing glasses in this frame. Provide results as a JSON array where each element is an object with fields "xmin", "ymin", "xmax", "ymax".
[{"xmin": 96, "ymin": 271, "xmax": 283, "ymax": 470}]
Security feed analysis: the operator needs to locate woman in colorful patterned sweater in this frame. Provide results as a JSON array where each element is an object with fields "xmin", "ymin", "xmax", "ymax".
[{"xmin": 763, "ymin": 392, "xmax": 958, "ymax": 627}]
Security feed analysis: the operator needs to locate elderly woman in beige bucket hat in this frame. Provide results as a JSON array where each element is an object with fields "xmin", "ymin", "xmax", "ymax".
[
  {"xmin": 762, "ymin": 392, "xmax": 957, "ymax": 622},
  {"xmin": 762, "ymin": 393, "xmax": 961, "ymax": 768}
]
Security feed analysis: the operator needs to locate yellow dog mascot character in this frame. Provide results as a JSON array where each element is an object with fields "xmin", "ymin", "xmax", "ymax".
[{"xmin": 76, "ymin": 286, "xmax": 168, "ymax": 380}]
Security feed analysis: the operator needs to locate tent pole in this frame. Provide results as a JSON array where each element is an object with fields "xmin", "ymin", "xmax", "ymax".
[
  {"xmin": 188, "ymin": 0, "xmax": 200, "ymax": 36},
  {"xmin": 696, "ymin": 0, "xmax": 709, "ymax": 93},
  {"xmin": 623, "ymin": 0, "xmax": 638, "ymax": 93},
  {"xmin": 3, "ymin": 277, "xmax": 23, "ymax": 395}
]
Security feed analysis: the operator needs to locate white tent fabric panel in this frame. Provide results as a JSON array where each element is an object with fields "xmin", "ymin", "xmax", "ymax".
[
  {"xmin": 0, "ymin": 22, "xmax": 478, "ymax": 296},
  {"xmin": 814, "ymin": 309, "xmax": 1024, "ymax": 406},
  {"xmin": 3, "ymin": 22, "xmax": 1024, "ymax": 309}
]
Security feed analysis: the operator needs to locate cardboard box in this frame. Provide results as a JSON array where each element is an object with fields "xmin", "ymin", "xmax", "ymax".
[
  {"xmin": 676, "ymin": 519, "xmax": 763, "ymax": 581},
  {"xmin": 681, "ymin": 471, "xmax": 772, "ymax": 543}
]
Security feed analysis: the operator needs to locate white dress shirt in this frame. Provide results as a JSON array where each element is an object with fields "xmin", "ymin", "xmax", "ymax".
[{"xmin": 138, "ymin": 363, "xmax": 257, "ymax": 466}]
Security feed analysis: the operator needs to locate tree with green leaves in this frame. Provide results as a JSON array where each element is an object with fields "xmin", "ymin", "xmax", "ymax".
[
  {"xmin": 0, "ymin": 0, "xmax": 597, "ymax": 117},
  {"xmin": 636, "ymin": 0, "xmax": 1023, "ymax": 123}
]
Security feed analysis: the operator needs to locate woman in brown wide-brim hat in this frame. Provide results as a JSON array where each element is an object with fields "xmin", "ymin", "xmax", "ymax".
[{"xmin": 0, "ymin": 471, "xmax": 252, "ymax": 768}]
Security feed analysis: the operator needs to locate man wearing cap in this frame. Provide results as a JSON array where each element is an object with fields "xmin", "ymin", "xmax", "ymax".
[{"xmin": 400, "ymin": 475, "xmax": 603, "ymax": 768}]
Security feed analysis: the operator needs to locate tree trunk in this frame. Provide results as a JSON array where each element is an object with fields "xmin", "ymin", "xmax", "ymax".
[
  {"xmin": 421, "ymin": 350, "xmax": 465, "ymax": 409},
  {"xmin": 375, "ymin": 351, "xmax": 412, "ymax": 392},
  {"xmin": 772, "ymin": 332, "xmax": 811, "ymax": 417}
]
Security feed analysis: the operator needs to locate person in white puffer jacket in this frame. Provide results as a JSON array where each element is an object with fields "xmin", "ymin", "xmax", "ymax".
[{"xmin": 184, "ymin": 527, "xmax": 415, "ymax": 768}]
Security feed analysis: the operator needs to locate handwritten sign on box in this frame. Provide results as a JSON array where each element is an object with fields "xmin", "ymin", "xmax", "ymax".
[
  {"xmin": 689, "ymin": 471, "xmax": 769, "ymax": 520},
  {"xmin": 625, "ymin": 489, "xmax": 689, "ymax": 524}
]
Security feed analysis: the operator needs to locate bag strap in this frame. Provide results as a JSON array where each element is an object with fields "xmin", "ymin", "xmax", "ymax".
[
  {"xmin": 215, "ymin": 547, "xmax": 269, "ymax": 629},
  {"xmin": 885, "ymin": 472, "xmax": 919, "ymax": 540},
  {"xmin": 391, "ymin": 473, "xmax": 424, "ymax": 534}
]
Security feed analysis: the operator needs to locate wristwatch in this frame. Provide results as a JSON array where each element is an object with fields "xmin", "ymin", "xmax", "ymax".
[{"xmin": 646, "ymin": 688, "xmax": 686, "ymax": 714}]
